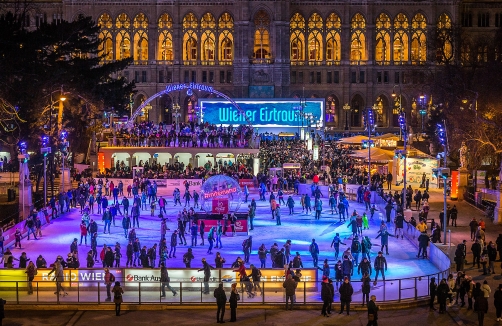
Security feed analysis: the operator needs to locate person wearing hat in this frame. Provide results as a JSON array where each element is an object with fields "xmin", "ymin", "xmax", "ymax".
[
  {"xmin": 112, "ymin": 281, "xmax": 124, "ymax": 316},
  {"xmin": 494, "ymin": 284, "xmax": 502, "ymax": 321},
  {"xmin": 198, "ymin": 258, "xmax": 214, "ymax": 294},
  {"xmin": 339, "ymin": 276, "xmax": 354, "ymax": 315},
  {"xmin": 321, "ymin": 275, "xmax": 333, "ymax": 317},
  {"xmin": 104, "ymin": 267, "xmax": 115, "ymax": 301}
]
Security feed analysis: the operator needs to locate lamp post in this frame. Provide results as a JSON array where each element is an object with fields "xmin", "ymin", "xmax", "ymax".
[
  {"xmin": 172, "ymin": 100, "xmax": 181, "ymax": 132},
  {"xmin": 365, "ymin": 108, "xmax": 376, "ymax": 185},
  {"xmin": 41, "ymin": 136, "xmax": 51, "ymax": 207},
  {"xmin": 419, "ymin": 93, "xmax": 427, "ymax": 134},
  {"xmin": 343, "ymin": 103, "xmax": 351, "ymax": 130},
  {"xmin": 437, "ymin": 121, "xmax": 448, "ymax": 244},
  {"xmin": 60, "ymin": 130, "xmax": 69, "ymax": 193},
  {"xmin": 398, "ymin": 111, "xmax": 408, "ymax": 209},
  {"xmin": 391, "ymin": 85, "xmax": 403, "ymax": 139}
]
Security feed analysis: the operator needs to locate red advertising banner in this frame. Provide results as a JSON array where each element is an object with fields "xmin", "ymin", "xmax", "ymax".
[
  {"xmin": 212, "ymin": 198, "xmax": 229, "ymax": 214},
  {"xmin": 238, "ymin": 179, "xmax": 254, "ymax": 189},
  {"xmin": 201, "ymin": 218, "xmax": 248, "ymax": 234}
]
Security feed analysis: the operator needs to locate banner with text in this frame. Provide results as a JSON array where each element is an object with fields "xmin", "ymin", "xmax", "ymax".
[{"xmin": 200, "ymin": 99, "xmax": 324, "ymax": 128}]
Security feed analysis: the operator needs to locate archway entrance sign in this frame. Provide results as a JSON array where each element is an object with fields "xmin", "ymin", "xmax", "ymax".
[{"xmin": 126, "ymin": 82, "xmax": 254, "ymax": 131}]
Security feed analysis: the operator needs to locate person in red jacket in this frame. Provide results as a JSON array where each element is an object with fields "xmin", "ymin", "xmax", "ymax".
[
  {"xmin": 313, "ymin": 174, "xmax": 319, "ymax": 185},
  {"xmin": 80, "ymin": 221, "xmax": 88, "ymax": 245}
]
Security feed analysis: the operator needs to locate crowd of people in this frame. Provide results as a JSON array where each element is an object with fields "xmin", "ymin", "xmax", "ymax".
[{"xmin": 103, "ymin": 121, "xmax": 256, "ymax": 149}]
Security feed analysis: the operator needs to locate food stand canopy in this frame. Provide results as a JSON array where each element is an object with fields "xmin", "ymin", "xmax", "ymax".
[
  {"xmin": 348, "ymin": 148, "xmax": 395, "ymax": 162},
  {"xmin": 337, "ymin": 135, "xmax": 369, "ymax": 144}
]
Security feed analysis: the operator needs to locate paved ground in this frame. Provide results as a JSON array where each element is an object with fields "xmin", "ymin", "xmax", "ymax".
[{"xmin": 0, "ymin": 306, "xmax": 484, "ymax": 326}]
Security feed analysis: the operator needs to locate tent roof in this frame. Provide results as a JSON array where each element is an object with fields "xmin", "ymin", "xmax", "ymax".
[
  {"xmin": 348, "ymin": 147, "xmax": 395, "ymax": 162},
  {"xmin": 337, "ymin": 135, "xmax": 369, "ymax": 144},
  {"xmin": 373, "ymin": 133, "xmax": 400, "ymax": 140}
]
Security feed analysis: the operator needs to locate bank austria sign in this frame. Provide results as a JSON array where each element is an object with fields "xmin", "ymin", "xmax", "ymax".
[{"xmin": 200, "ymin": 99, "xmax": 325, "ymax": 128}]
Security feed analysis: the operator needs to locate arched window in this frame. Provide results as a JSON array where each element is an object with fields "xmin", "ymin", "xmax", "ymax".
[
  {"xmin": 133, "ymin": 13, "xmax": 148, "ymax": 63},
  {"xmin": 350, "ymin": 13, "xmax": 367, "ymax": 63},
  {"xmin": 393, "ymin": 13, "xmax": 409, "ymax": 64},
  {"xmin": 307, "ymin": 13, "xmax": 323, "ymax": 63},
  {"xmin": 326, "ymin": 13, "xmax": 341, "ymax": 63},
  {"xmin": 218, "ymin": 13, "xmax": 234, "ymax": 64},
  {"xmin": 115, "ymin": 13, "xmax": 131, "ymax": 60},
  {"xmin": 201, "ymin": 13, "xmax": 216, "ymax": 64},
  {"xmin": 253, "ymin": 10, "xmax": 271, "ymax": 62},
  {"xmin": 436, "ymin": 13, "xmax": 453, "ymax": 64},
  {"xmin": 411, "ymin": 13, "xmax": 427, "ymax": 64},
  {"xmin": 375, "ymin": 13, "xmax": 391, "ymax": 64},
  {"xmin": 460, "ymin": 43, "xmax": 470, "ymax": 64},
  {"xmin": 98, "ymin": 13, "xmax": 113, "ymax": 62},
  {"xmin": 158, "ymin": 13, "xmax": 174, "ymax": 62},
  {"xmin": 183, "ymin": 13, "xmax": 199, "ymax": 63},
  {"xmin": 290, "ymin": 13, "xmax": 305, "ymax": 64}
]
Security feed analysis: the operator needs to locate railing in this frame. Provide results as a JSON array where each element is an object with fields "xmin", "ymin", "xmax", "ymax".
[
  {"xmin": 0, "ymin": 273, "xmax": 449, "ymax": 305},
  {"xmin": 100, "ymin": 137, "xmax": 259, "ymax": 150}
]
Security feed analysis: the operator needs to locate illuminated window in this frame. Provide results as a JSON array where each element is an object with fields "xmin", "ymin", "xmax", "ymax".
[
  {"xmin": 393, "ymin": 13, "xmax": 409, "ymax": 64},
  {"xmin": 289, "ymin": 13, "xmax": 305, "ymax": 64},
  {"xmin": 133, "ymin": 14, "xmax": 148, "ymax": 62},
  {"xmin": 307, "ymin": 13, "xmax": 323, "ymax": 63},
  {"xmin": 460, "ymin": 43, "xmax": 470, "ymax": 64},
  {"xmin": 218, "ymin": 13, "xmax": 234, "ymax": 63},
  {"xmin": 115, "ymin": 13, "xmax": 131, "ymax": 60},
  {"xmin": 158, "ymin": 13, "xmax": 173, "ymax": 62},
  {"xmin": 436, "ymin": 14, "xmax": 453, "ymax": 64},
  {"xmin": 411, "ymin": 13, "xmax": 427, "ymax": 64},
  {"xmin": 375, "ymin": 13, "xmax": 391, "ymax": 63},
  {"xmin": 201, "ymin": 13, "xmax": 216, "ymax": 63},
  {"xmin": 98, "ymin": 14, "xmax": 113, "ymax": 62},
  {"xmin": 350, "ymin": 13, "xmax": 367, "ymax": 63},
  {"xmin": 253, "ymin": 10, "xmax": 271, "ymax": 61},
  {"xmin": 326, "ymin": 13, "xmax": 341, "ymax": 62},
  {"xmin": 183, "ymin": 13, "xmax": 199, "ymax": 63}
]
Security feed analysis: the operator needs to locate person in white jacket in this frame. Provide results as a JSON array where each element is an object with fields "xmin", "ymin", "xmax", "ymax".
[
  {"xmin": 447, "ymin": 273, "xmax": 456, "ymax": 306},
  {"xmin": 482, "ymin": 280, "xmax": 491, "ymax": 298}
]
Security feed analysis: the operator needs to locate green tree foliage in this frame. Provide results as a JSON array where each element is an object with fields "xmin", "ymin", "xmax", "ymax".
[{"xmin": 0, "ymin": 12, "xmax": 134, "ymax": 154}]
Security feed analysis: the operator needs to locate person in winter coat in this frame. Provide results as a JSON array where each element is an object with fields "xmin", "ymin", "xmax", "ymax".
[
  {"xmin": 351, "ymin": 236, "xmax": 362, "ymax": 266},
  {"xmin": 362, "ymin": 236, "xmax": 372, "ymax": 262},
  {"xmin": 283, "ymin": 274, "xmax": 297, "ymax": 310},
  {"xmin": 198, "ymin": 258, "xmax": 214, "ymax": 294},
  {"xmin": 429, "ymin": 277, "xmax": 437, "ymax": 311},
  {"xmin": 494, "ymin": 284, "xmax": 502, "ymax": 321},
  {"xmin": 487, "ymin": 242, "xmax": 497, "ymax": 274},
  {"xmin": 348, "ymin": 217, "xmax": 358, "ymax": 238},
  {"xmin": 318, "ymin": 259, "xmax": 330, "ymax": 278},
  {"xmin": 342, "ymin": 255, "xmax": 353, "ymax": 280},
  {"xmin": 358, "ymin": 257, "xmax": 372, "ymax": 276},
  {"xmin": 214, "ymin": 283, "xmax": 227, "ymax": 323},
  {"xmin": 287, "ymin": 196, "xmax": 295, "ymax": 215},
  {"xmin": 321, "ymin": 276, "xmax": 333, "ymax": 317},
  {"xmin": 367, "ymin": 295, "xmax": 379, "ymax": 326},
  {"xmin": 417, "ymin": 232, "xmax": 430, "ymax": 259},
  {"xmin": 339, "ymin": 276, "xmax": 354, "ymax": 315},
  {"xmin": 309, "ymin": 239, "xmax": 319, "ymax": 268},
  {"xmin": 472, "ymin": 239, "xmax": 482, "ymax": 268},
  {"xmin": 375, "ymin": 229, "xmax": 394, "ymax": 255},
  {"xmin": 361, "ymin": 272, "xmax": 371, "ymax": 306},
  {"xmin": 229, "ymin": 282, "xmax": 239, "ymax": 322},
  {"xmin": 437, "ymin": 278, "xmax": 450, "ymax": 314},
  {"xmin": 476, "ymin": 290, "xmax": 489, "ymax": 326},
  {"xmin": 395, "ymin": 213, "xmax": 405, "ymax": 239},
  {"xmin": 373, "ymin": 251, "xmax": 387, "ymax": 282}
]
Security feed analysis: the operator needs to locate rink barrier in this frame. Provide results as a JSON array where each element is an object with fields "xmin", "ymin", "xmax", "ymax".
[{"xmin": 0, "ymin": 267, "xmax": 450, "ymax": 305}]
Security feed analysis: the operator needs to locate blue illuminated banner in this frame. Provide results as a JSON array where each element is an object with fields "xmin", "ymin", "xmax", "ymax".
[{"xmin": 199, "ymin": 99, "xmax": 324, "ymax": 128}]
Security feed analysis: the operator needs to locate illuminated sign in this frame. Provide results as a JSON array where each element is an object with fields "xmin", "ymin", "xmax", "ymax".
[
  {"xmin": 203, "ymin": 187, "xmax": 237, "ymax": 199},
  {"xmin": 165, "ymin": 82, "xmax": 214, "ymax": 94},
  {"xmin": 200, "ymin": 99, "xmax": 324, "ymax": 127}
]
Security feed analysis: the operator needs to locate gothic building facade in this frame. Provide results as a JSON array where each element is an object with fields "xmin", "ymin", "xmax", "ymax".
[{"xmin": 6, "ymin": 0, "xmax": 502, "ymax": 132}]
